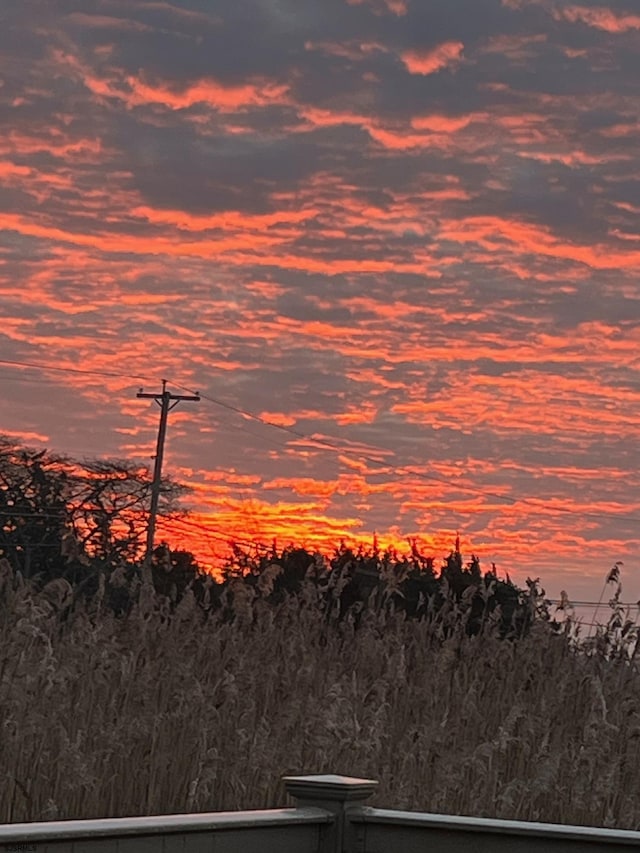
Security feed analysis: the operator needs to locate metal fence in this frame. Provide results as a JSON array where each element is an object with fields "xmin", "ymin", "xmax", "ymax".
[{"xmin": 2, "ymin": 774, "xmax": 640, "ymax": 853}]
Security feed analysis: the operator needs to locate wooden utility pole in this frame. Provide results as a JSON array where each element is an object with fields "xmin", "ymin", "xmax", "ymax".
[{"xmin": 137, "ymin": 380, "xmax": 200, "ymax": 567}]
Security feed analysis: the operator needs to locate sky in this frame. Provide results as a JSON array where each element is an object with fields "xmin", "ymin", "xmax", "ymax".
[{"xmin": 0, "ymin": 0, "xmax": 639, "ymax": 603}]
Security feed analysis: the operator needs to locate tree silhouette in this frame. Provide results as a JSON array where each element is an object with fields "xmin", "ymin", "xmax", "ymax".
[
  {"xmin": 0, "ymin": 438, "xmax": 184, "ymax": 585},
  {"xmin": 0, "ymin": 439, "xmax": 68, "ymax": 580}
]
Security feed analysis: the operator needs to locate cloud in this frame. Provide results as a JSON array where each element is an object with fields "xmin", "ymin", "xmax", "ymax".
[
  {"xmin": 0, "ymin": 0, "xmax": 639, "ymax": 599},
  {"xmin": 401, "ymin": 41, "xmax": 466, "ymax": 74},
  {"xmin": 553, "ymin": 5, "xmax": 640, "ymax": 33}
]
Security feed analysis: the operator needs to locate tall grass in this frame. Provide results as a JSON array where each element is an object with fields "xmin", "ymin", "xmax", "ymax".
[{"xmin": 2, "ymin": 565, "xmax": 640, "ymax": 829}]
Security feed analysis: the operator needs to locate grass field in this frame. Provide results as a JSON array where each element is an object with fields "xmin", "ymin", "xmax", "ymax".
[{"xmin": 1, "ymin": 566, "xmax": 639, "ymax": 829}]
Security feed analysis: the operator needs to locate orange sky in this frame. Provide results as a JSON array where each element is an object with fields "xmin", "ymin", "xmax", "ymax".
[{"xmin": 1, "ymin": 0, "xmax": 639, "ymax": 602}]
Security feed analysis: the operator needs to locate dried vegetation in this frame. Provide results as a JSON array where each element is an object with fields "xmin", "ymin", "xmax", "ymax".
[{"xmin": 2, "ymin": 558, "xmax": 640, "ymax": 829}]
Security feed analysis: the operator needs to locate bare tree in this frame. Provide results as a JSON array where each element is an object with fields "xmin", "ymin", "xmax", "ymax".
[{"xmin": 0, "ymin": 438, "xmax": 186, "ymax": 581}]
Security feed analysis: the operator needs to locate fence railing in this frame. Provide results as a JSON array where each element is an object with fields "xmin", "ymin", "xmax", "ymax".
[{"xmin": 2, "ymin": 774, "xmax": 640, "ymax": 853}]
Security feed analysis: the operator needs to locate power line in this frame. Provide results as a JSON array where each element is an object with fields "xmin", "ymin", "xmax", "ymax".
[
  {"xmin": 206, "ymin": 407, "xmax": 306, "ymax": 454},
  {"xmin": 158, "ymin": 513, "xmax": 272, "ymax": 552},
  {"xmin": 0, "ymin": 357, "xmax": 157, "ymax": 383},
  {"xmin": 551, "ymin": 600, "xmax": 640, "ymax": 608},
  {"xmin": 0, "ymin": 510, "xmax": 66, "ymax": 518}
]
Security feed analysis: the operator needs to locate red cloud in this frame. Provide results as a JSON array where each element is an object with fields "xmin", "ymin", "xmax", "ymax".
[
  {"xmin": 554, "ymin": 5, "xmax": 640, "ymax": 33},
  {"xmin": 122, "ymin": 76, "xmax": 290, "ymax": 112},
  {"xmin": 401, "ymin": 41, "xmax": 465, "ymax": 75}
]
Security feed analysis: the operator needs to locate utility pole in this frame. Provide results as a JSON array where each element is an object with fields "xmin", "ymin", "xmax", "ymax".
[{"xmin": 137, "ymin": 380, "xmax": 200, "ymax": 569}]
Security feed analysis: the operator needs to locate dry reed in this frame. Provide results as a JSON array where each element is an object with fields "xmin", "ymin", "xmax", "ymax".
[{"xmin": 1, "ymin": 569, "xmax": 639, "ymax": 829}]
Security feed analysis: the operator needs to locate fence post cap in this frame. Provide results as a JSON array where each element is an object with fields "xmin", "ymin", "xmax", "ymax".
[{"xmin": 283, "ymin": 774, "xmax": 378, "ymax": 803}]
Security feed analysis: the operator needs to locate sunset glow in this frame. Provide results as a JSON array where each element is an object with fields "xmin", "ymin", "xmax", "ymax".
[{"xmin": 1, "ymin": 0, "xmax": 639, "ymax": 600}]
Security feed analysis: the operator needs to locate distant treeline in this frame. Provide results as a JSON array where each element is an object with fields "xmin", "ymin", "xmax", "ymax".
[{"xmin": 0, "ymin": 437, "xmax": 547, "ymax": 636}]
